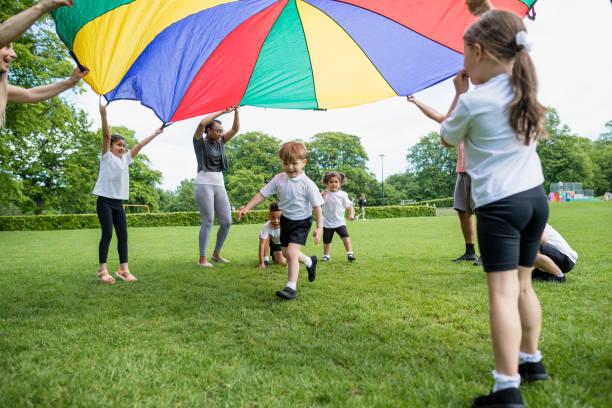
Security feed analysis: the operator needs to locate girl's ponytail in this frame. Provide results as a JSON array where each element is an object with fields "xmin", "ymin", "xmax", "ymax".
[{"xmin": 509, "ymin": 48, "xmax": 546, "ymax": 144}]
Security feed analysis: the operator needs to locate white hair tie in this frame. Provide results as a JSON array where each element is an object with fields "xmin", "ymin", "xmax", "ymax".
[{"xmin": 515, "ymin": 31, "xmax": 534, "ymax": 53}]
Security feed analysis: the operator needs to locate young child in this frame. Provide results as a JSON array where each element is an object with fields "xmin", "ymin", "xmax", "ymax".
[
  {"xmin": 412, "ymin": 10, "xmax": 548, "ymax": 407},
  {"xmin": 532, "ymin": 223, "xmax": 578, "ymax": 283},
  {"xmin": 239, "ymin": 141, "xmax": 324, "ymax": 300},
  {"xmin": 356, "ymin": 193, "xmax": 367, "ymax": 220},
  {"xmin": 258, "ymin": 202, "xmax": 287, "ymax": 269},
  {"xmin": 320, "ymin": 171, "xmax": 356, "ymax": 262},
  {"xmin": 94, "ymin": 99, "xmax": 163, "ymax": 284}
]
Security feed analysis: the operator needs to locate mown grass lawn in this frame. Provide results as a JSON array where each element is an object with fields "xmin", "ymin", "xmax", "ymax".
[{"xmin": 0, "ymin": 202, "xmax": 610, "ymax": 407}]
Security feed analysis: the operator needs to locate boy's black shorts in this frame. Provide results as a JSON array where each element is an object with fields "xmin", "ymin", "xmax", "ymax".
[
  {"xmin": 280, "ymin": 215, "xmax": 312, "ymax": 247},
  {"xmin": 475, "ymin": 185, "xmax": 549, "ymax": 273},
  {"xmin": 323, "ymin": 225, "xmax": 349, "ymax": 244},
  {"xmin": 269, "ymin": 240, "xmax": 282, "ymax": 253}
]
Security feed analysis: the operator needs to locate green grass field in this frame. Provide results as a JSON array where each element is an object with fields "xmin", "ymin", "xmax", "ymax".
[{"xmin": 1, "ymin": 202, "xmax": 610, "ymax": 407}]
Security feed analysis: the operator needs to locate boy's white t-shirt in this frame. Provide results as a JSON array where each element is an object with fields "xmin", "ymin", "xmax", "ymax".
[
  {"xmin": 544, "ymin": 224, "xmax": 578, "ymax": 264},
  {"xmin": 92, "ymin": 151, "xmax": 134, "ymax": 200},
  {"xmin": 259, "ymin": 221, "xmax": 281, "ymax": 245},
  {"xmin": 441, "ymin": 73, "xmax": 544, "ymax": 208},
  {"xmin": 260, "ymin": 172, "xmax": 324, "ymax": 220},
  {"xmin": 323, "ymin": 190, "xmax": 352, "ymax": 228}
]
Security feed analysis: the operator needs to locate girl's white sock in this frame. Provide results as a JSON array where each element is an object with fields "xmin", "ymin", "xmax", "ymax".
[
  {"xmin": 286, "ymin": 281, "xmax": 297, "ymax": 290},
  {"xmin": 519, "ymin": 350, "xmax": 542, "ymax": 364},
  {"xmin": 492, "ymin": 370, "xmax": 521, "ymax": 392}
]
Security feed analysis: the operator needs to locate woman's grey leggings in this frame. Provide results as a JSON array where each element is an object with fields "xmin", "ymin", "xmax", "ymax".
[{"xmin": 195, "ymin": 184, "xmax": 232, "ymax": 257}]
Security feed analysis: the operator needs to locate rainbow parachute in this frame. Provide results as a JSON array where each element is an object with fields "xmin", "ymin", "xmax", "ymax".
[{"xmin": 53, "ymin": 0, "xmax": 535, "ymax": 123}]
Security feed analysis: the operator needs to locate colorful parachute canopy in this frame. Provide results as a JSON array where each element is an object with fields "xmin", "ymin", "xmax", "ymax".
[{"xmin": 53, "ymin": 0, "xmax": 535, "ymax": 123}]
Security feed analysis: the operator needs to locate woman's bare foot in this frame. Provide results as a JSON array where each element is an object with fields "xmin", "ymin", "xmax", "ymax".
[{"xmin": 211, "ymin": 253, "xmax": 230, "ymax": 263}]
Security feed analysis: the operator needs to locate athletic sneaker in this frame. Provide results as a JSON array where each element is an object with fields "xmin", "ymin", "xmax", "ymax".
[
  {"xmin": 306, "ymin": 256, "xmax": 317, "ymax": 282},
  {"xmin": 472, "ymin": 388, "xmax": 524, "ymax": 408},
  {"xmin": 322, "ymin": 255, "xmax": 330, "ymax": 262},
  {"xmin": 519, "ymin": 361, "xmax": 549, "ymax": 382},
  {"xmin": 347, "ymin": 253, "xmax": 356, "ymax": 262},
  {"xmin": 264, "ymin": 259, "xmax": 270, "ymax": 266},
  {"xmin": 473, "ymin": 256, "xmax": 482, "ymax": 266},
  {"xmin": 276, "ymin": 287, "xmax": 296, "ymax": 300},
  {"xmin": 453, "ymin": 253, "xmax": 480, "ymax": 263}
]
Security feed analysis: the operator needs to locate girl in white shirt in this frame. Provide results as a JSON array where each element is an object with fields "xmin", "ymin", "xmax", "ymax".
[
  {"xmin": 320, "ymin": 172, "xmax": 355, "ymax": 262},
  {"xmin": 412, "ymin": 10, "xmax": 548, "ymax": 407},
  {"xmin": 93, "ymin": 99, "xmax": 163, "ymax": 284}
]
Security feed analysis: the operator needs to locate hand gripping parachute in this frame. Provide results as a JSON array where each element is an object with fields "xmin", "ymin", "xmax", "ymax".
[{"xmin": 52, "ymin": 0, "xmax": 535, "ymax": 123}]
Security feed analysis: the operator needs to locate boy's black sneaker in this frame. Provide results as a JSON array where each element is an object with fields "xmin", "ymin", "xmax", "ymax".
[
  {"xmin": 532, "ymin": 270, "xmax": 566, "ymax": 283},
  {"xmin": 519, "ymin": 361, "xmax": 549, "ymax": 382},
  {"xmin": 347, "ymin": 253, "xmax": 356, "ymax": 262},
  {"xmin": 276, "ymin": 287, "xmax": 296, "ymax": 300},
  {"xmin": 453, "ymin": 253, "xmax": 480, "ymax": 263},
  {"xmin": 306, "ymin": 256, "xmax": 317, "ymax": 282},
  {"xmin": 473, "ymin": 388, "xmax": 524, "ymax": 408}
]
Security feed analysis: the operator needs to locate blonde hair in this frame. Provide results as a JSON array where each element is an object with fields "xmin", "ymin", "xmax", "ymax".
[
  {"xmin": 279, "ymin": 141, "xmax": 307, "ymax": 162},
  {"xmin": 0, "ymin": 72, "xmax": 7, "ymax": 127},
  {"xmin": 464, "ymin": 10, "xmax": 546, "ymax": 144}
]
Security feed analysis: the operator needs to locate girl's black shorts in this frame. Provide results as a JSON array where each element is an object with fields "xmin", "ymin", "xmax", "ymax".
[{"xmin": 475, "ymin": 185, "xmax": 549, "ymax": 273}]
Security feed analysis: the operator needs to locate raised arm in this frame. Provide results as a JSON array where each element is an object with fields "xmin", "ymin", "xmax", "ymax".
[
  {"xmin": 407, "ymin": 95, "xmax": 446, "ymax": 124},
  {"xmin": 440, "ymin": 70, "xmax": 470, "ymax": 148},
  {"xmin": 99, "ymin": 98, "xmax": 111, "ymax": 154},
  {"xmin": 193, "ymin": 106, "xmax": 238, "ymax": 141},
  {"xmin": 7, "ymin": 67, "xmax": 87, "ymax": 103},
  {"xmin": 0, "ymin": 1, "xmax": 73, "ymax": 47},
  {"xmin": 130, "ymin": 126, "xmax": 164, "ymax": 158},
  {"xmin": 223, "ymin": 107, "xmax": 240, "ymax": 143}
]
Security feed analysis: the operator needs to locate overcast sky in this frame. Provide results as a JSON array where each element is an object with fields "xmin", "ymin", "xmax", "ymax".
[{"xmin": 69, "ymin": 1, "xmax": 612, "ymax": 190}]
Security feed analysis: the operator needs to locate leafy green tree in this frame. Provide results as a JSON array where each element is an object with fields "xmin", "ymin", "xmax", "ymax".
[
  {"xmin": 159, "ymin": 179, "xmax": 197, "ymax": 212},
  {"xmin": 225, "ymin": 131, "xmax": 281, "ymax": 178},
  {"xmin": 226, "ymin": 168, "xmax": 268, "ymax": 209},
  {"xmin": 538, "ymin": 109, "xmax": 595, "ymax": 192},
  {"xmin": 386, "ymin": 172, "xmax": 423, "ymax": 202},
  {"xmin": 306, "ymin": 132, "xmax": 369, "ymax": 185},
  {"xmin": 405, "ymin": 132, "xmax": 456, "ymax": 200}
]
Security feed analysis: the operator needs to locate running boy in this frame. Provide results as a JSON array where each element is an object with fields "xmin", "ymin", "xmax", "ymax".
[
  {"xmin": 320, "ymin": 171, "xmax": 356, "ymax": 262},
  {"xmin": 258, "ymin": 202, "xmax": 287, "ymax": 269},
  {"xmin": 239, "ymin": 141, "xmax": 324, "ymax": 300}
]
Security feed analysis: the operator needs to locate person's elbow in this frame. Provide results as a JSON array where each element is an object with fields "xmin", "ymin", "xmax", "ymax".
[{"xmin": 440, "ymin": 135, "xmax": 455, "ymax": 148}]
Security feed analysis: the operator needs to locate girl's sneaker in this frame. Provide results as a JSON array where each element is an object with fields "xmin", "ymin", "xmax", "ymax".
[
  {"xmin": 518, "ymin": 361, "xmax": 549, "ymax": 382},
  {"xmin": 473, "ymin": 388, "xmax": 524, "ymax": 408},
  {"xmin": 347, "ymin": 253, "xmax": 356, "ymax": 262},
  {"xmin": 322, "ymin": 255, "xmax": 330, "ymax": 262}
]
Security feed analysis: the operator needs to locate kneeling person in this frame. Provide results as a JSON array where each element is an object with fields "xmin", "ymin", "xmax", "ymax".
[
  {"xmin": 533, "ymin": 224, "xmax": 578, "ymax": 283},
  {"xmin": 259, "ymin": 202, "xmax": 286, "ymax": 268}
]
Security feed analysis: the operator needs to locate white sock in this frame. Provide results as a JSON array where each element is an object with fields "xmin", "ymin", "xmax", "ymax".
[
  {"xmin": 303, "ymin": 256, "xmax": 313, "ymax": 268},
  {"xmin": 286, "ymin": 281, "xmax": 297, "ymax": 290},
  {"xmin": 519, "ymin": 350, "xmax": 542, "ymax": 364},
  {"xmin": 263, "ymin": 256, "xmax": 270, "ymax": 262},
  {"xmin": 324, "ymin": 254, "xmax": 330, "ymax": 258},
  {"xmin": 347, "ymin": 251, "xmax": 353, "ymax": 255},
  {"xmin": 492, "ymin": 370, "xmax": 521, "ymax": 392}
]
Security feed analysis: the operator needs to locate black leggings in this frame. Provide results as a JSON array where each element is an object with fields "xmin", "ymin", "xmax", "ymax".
[{"xmin": 96, "ymin": 196, "xmax": 128, "ymax": 264}]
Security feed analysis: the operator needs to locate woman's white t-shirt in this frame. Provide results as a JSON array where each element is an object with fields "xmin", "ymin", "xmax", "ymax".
[
  {"xmin": 323, "ymin": 190, "xmax": 352, "ymax": 228},
  {"xmin": 441, "ymin": 73, "xmax": 544, "ymax": 208},
  {"xmin": 260, "ymin": 172, "xmax": 324, "ymax": 220},
  {"xmin": 259, "ymin": 221, "xmax": 281, "ymax": 245},
  {"xmin": 93, "ymin": 151, "xmax": 134, "ymax": 200}
]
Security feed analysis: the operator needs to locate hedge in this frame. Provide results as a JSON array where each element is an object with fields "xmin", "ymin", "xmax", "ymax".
[
  {"xmin": 405, "ymin": 197, "xmax": 454, "ymax": 208},
  {"xmin": 0, "ymin": 206, "xmax": 435, "ymax": 231}
]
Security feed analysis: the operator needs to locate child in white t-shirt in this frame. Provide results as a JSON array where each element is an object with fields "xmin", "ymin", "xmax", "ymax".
[
  {"xmin": 258, "ymin": 202, "xmax": 286, "ymax": 269},
  {"xmin": 320, "ymin": 172, "xmax": 355, "ymax": 262},
  {"xmin": 93, "ymin": 99, "xmax": 163, "ymax": 284},
  {"xmin": 409, "ymin": 9, "xmax": 549, "ymax": 407},
  {"xmin": 239, "ymin": 141, "xmax": 324, "ymax": 300}
]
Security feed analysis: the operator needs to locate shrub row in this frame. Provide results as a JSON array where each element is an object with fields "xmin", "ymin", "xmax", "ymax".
[
  {"xmin": 405, "ymin": 197, "xmax": 454, "ymax": 208},
  {"xmin": 0, "ymin": 206, "xmax": 435, "ymax": 231}
]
